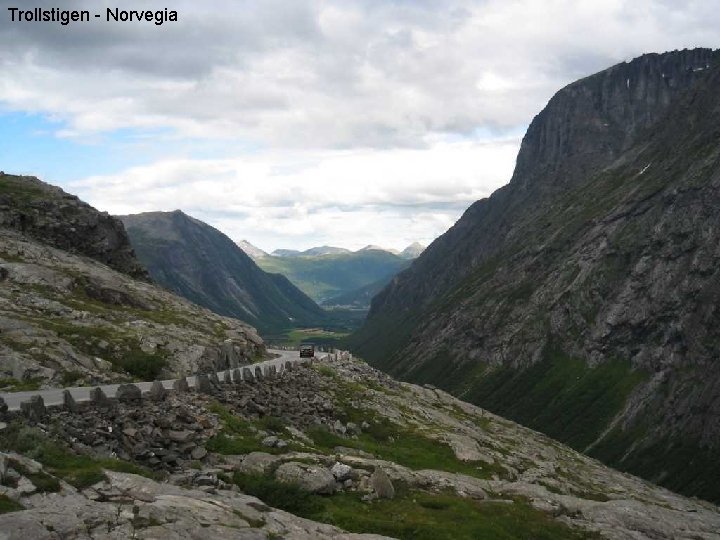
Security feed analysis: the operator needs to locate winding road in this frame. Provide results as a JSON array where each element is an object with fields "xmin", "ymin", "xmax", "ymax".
[{"xmin": 1, "ymin": 348, "xmax": 323, "ymax": 412}]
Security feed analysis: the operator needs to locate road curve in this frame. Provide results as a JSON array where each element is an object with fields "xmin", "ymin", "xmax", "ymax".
[{"xmin": 1, "ymin": 348, "xmax": 324, "ymax": 412}]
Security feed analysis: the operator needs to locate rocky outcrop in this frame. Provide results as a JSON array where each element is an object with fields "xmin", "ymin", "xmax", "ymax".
[
  {"xmin": 2, "ymin": 354, "xmax": 720, "ymax": 539},
  {"xmin": 0, "ymin": 173, "xmax": 149, "ymax": 280},
  {"xmin": 0, "ymin": 226, "xmax": 264, "ymax": 385},
  {"xmin": 350, "ymin": 49, "xmax": 720, "ymax": 502}
]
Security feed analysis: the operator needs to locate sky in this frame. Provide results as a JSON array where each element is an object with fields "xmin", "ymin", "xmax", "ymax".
[{"xmin": 1, "ymin": 1, "xmax": 718, "ymax": 252}]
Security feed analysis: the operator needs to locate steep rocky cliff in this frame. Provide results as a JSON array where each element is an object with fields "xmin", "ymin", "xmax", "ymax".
[
  {"xmin": 121, "ymin": 211, "xmax": 329, "ymax": 334},
  {"xmin": 0, "ymin": 173, "xmax": 149, "ymax": 280},
  {"xmin": 350, "ymin": 49, "xmax": 720, "ymax": 502},
  {"xmin": 0, "ymin": 176, "xmax": 264, "ymax": 386}
]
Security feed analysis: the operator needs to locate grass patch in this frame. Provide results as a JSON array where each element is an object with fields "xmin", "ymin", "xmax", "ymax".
[
  {"xmin": 232, "ymin": 471, "xmax": 594, "ymax": 540},
  {"xmin": 0, "ymin": 495, "xmax": 24, "ymax": 514},
  {"xmin": 0, "ymin": 377, "xmax": 42, "ymax": 392},
  {"xmin": 0, "ymin": 425, "xmax": 159, "ymax": 490}
]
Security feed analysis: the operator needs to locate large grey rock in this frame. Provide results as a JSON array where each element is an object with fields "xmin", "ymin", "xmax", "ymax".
[
  {"xmin": 237, "ymin": 452, "xmax": 280, "ymax": 475},
  {"xmin": 274, "ymin": 462, "xmax": 336, "ymax": 494},
  {"xmin": 147, "ymin": 380, "xmax": 167, "ymax": 402},
  {"xmin": 370, "ymin": 468, "xmax": 395, "ymax": 499},
  {"xmin": 116, "ymin": 384, "xmax": 142, "ymax": 404},
  {"xmin": 331, "ymin": 462, "xmax": 354, "ymax": 482}
]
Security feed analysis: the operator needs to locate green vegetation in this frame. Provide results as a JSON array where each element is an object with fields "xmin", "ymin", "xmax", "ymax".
[
  {"xmin": 257, "ymin": 250, "xmax": 409, "ymax": 305},
  {"xmin": 232, "ymin": 472, "xmax": 594, "ymax": 540},
  {"xmin": 591, "ymin": 429, "xmax": 720, "ymax": 504},
  {"xmin": 458, "ymin": 345, "xmax": 647, "ymax": 451},
  {"xmin": 279, "ymin": 327, "xmax": 350, "ymax": 348},
  {"xmin": 0, "ymin": 377, "xmax": 42, "ymax": 392},
  {"xmin": 0, "ymin": 425, "xmax": 159, "ymax": 490},
  {"xmin": 205, "ymin": 403, "xmax": 304, "ymax": 456},
  {"xmin": 38, "ymin": 320, "xmax": 168, "ymax": 380},
  {"xmin": 0, "ymin": 495, "xmax": 24, "ymax": 514}
]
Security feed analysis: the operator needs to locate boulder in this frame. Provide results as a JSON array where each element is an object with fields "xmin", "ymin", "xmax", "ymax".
[
  {"xmin": 331, "ymin": 462, "xmax": 354, "ymax": 482},
  {"xmin": 116, "ymin": 384, "xmax": 142, "ymax": 404},
  {"xmin": 173, "ymin": 377, "xmax": 190, "ymax": 393},
  {"xmin": 274, "ymin": 462, "xmax": 336, "ymax": 495},
  {"xmin": 147, "ymin": 381, "xmax": 167, "ymax": 402},
  {"xmin": 20, "ymin": 395, "xmax": 46, "ymax": 423},
  {"xmin": 190, "ymin": 446, "xmax": 207, "ymax": 460},
  {"xmin": 237, "ymin": 452, "xmax": 280, "ymax": 475},
  {"xmin": 370, "ymin": 468, "xmax": 395, "ymax": 499},
  {"xmin": 262, "ymin": 436, "xmax": 279, "ymax": 448}
]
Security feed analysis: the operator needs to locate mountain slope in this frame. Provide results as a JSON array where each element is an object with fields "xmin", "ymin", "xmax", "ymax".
[
  {"xmin": 0, "ymin": 173, "xmax": 149, "ymax": 280},
  {"xmin": 121, "ymin": 211, "xmax": 329, "ymax": 334},
  {"xmin": 257, "ymin": 249, "xmax": 410, "ymax": 305},
  {"xmin": 350, "ymin": 48, "xmax": 720, "ymax": 502},
  {"xmin": 237, "ymin": 239, "xmax": 268, "ymax": 259},
  {"xmin": 0, "ymin": 175, "xmax": 264, "ymax": 385}
]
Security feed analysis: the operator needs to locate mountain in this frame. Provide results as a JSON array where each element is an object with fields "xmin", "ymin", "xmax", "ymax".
[
  {"xmin": 399, "ymin": 242, "xmax": 425, "ymax": 259},
  {"xmin": 120, "ymin": 211, "xmax": 328, "ymax": 334},
  {"xmin": 358, "ymin": 244, "xmax": 399, "ymax": 255},
  {"xmin": 349, "ymin": 48, "xmax": 720, "ymax": 502},
  {"xmin": 271, "ymin": 245, "xmax": 352, "ymax": 258},
  {"xmin": 0, "ymin": 173, "xmax": 264, "ymax": 386},
  {"xmin": 256, "ymin": 248, "xmax": 410, "ymax": 305},
  {"xmin": 237, "ymin": 239, "xmax": 268, "ymax": 259},
  {"xmin": 0, "ymin": 173, "xmax": 149, "ymax": 281}
]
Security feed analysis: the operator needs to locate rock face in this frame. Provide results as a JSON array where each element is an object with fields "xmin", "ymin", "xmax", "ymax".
[
  {"xmin": 0, "ymin": 173, "xmax": 149, "ymax": 280},
  {"xmin": 350, "ymin": 48, "xmax": 720, "ymax": 502},
  {"xmin": 0, "ymin": 186, "xmax": 264, "ymax": 385},
  {"xmin": 120, "ymin": 210, "xmax": 329, "ymax": 334}
]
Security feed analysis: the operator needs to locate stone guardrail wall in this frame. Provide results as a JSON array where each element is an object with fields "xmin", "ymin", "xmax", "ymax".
[
  {"xmin": 0, "ymin": 350, "xmax": 356, "ymax": 423},
  {"xmin": 0, "ymin": 352, "xmax": 347, "ymax": 422}
]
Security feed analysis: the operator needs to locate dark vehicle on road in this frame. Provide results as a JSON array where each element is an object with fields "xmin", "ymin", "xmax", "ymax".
[{"xmin": 299, "ymin": 343, "xmax": 315, "ymax": 358}]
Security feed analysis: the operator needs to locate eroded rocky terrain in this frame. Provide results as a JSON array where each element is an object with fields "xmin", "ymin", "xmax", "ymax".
[
  {"xmin": 0, "ymin": 226, "xmax": 264, "ymax": 386},
  {"xmin": 2, "ymin": 353, "xmax": 719, "ymax": 539}
]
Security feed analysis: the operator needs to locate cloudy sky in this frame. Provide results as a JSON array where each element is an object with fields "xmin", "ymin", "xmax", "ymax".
[{"xmin": 1, "ymin": 1, "xmax": 718, "ymax": 251}]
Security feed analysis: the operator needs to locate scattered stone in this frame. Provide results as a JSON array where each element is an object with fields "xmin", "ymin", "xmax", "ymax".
[
  {"xmin": 237, "ymin": 452, "xmax": 279, "ymax": 475},
  {"xmin": 361, "ymin": 421, "xmax": 370, "ymax": 430},
  {"xmin": 346, "ymin": 422, "xmax": 361, "ymax": 435},
  {"xmin": 173, "ymin": 377, "xmax": 190, "ymax": 393},
  {"xmin": 116, "ymin": 384, "xmax": 142, "ymax": 404},
  {"xmin": 333, "ymin": 420, "xmax": 346, "ymax": 434},
  {"xmin": 63, "ymin": 389, "xmax": 78, "ymax": 412},
  {"xmin": 20, "ymin": 395, "xmax": 46, "ymax": 423},
  {"xmin": 370, "ymin": 468, "xmax": 395, "ymax": 499},
  {"xmin": 274, "ymin": 462, "xmax": 336, "ymax": 495},
  {"xmin": 193, "ymin": 473, "xmax": 217, "ymax": 487},
  {"xmin": 168, "ymin": 430, "xmax": 194, "ymax": 443},
  {"xmin": 190, "ymin": 446, "xmax": 207, "ymax": 460},
  {"xmin": 331, "ymin": 462, "xmax": 353, "ymax": 482},
  {"xmin": 147, "ymin": 381, "xmax": 167, "ymax": 402},
  {"xmin": 262, "ymin": 436, "xmax": 279, "ymax": 448},
  {"xmin": 276, "ymin": 439, "xmax": 288, "ymax": 450}
]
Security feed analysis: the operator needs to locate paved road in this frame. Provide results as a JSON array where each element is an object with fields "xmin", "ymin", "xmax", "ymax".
[{"xmin": 1, "ymin": 348, "xmax": 322, "ymax": 411}]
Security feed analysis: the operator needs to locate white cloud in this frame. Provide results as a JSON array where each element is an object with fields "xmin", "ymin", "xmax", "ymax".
[
  {"xmin": 2, "ymin": 0, "xmax": 719, "ymax": 249},
  {"xmin": 71, "ymin": 138, "xmax": 519, "ymax": 250}
]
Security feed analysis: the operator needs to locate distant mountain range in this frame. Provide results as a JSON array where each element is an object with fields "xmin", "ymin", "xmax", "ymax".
[
  {"xmin": 237, "ymin": 241, "xmax": 424, "ymax": 308},
  {"xmin": 121, "ymin": 211, "xmax": 329, "ymax": 334}
]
